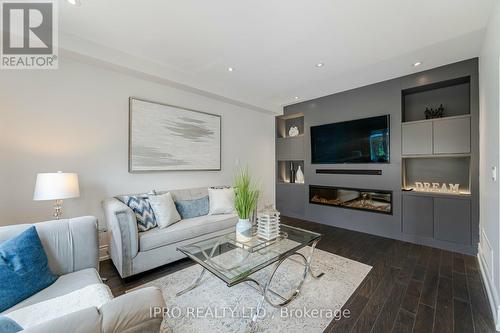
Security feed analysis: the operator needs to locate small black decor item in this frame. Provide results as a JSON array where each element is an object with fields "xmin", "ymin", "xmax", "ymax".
[
  {"xmin": 289, "ymin": 162, "xmax": 296, "ymax": 183},
  {"xmin": 424, "ymin": 104, "xmax": 445, "ymax": 119}
]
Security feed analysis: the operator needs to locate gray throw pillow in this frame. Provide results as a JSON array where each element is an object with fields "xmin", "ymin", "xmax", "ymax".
[{"xmin": 175, "ymin": 196, "xmax": 209, "ymax": 219}]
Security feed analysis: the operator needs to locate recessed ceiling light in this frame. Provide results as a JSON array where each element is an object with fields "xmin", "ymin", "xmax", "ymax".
[
  {"xmin": 67, "ymin": 0, "xmax": 81, "ymax": 6},
  {"xmin": 227, "ymin": 67, "xmax": 234, "ymax": 72},
  {"xmin": 294, "ymin": 96, "xmax": 300, "ymax": 100},
  {"xmin": 315, "ymin": 62, "xmax": 324, "ymax": 68},
  {"xmin": 413, "ymin": 62, "xmax": 422, "ymax": 67}
]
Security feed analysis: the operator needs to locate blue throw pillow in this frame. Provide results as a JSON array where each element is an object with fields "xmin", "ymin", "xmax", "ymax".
[
  {"xmin": 116, "ymin": 195, "xmax": 157, "ymax": 231},
  {"xmin": 175, "ymin": 196, "xmax": 209, "ymax": 219},
  {"xmin": 0, "ymin": 226, "xmax": 57, "ymax": 312},
  {"xmin": 0, "ymin": 316, "xmax": 22, "ymax": 333}
]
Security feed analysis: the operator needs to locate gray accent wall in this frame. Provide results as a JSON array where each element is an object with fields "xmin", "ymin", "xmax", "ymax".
[{"xmin": 281, "ymin": 58, "xmax": 479, "ymax": 255}]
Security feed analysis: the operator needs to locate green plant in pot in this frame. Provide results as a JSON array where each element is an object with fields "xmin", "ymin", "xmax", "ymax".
[{"xmin": 234, "ymin": 167, "xmax": 259, "ymax": 242}]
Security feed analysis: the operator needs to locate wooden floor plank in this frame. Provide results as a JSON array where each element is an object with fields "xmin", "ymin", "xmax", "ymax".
[
  {"xmin": 401, "ymin": 280, "xmax": 423, "ymax": 314},
  {"xmin": 439, "ymin": 250, "xmax": 454, "ymax": 279},
  {"xmin": 453, "ymin": 271, "xmax": 470, "ymax": 302},
  {"xmin": 453, "ymin": 253, "xmax": 466, "ymax": 274},
  {"xmin": 454, "ymin": 298, "xmax": 474, "ymax": 333},
  {"xmin": 466, "ymin": 264, "xmax": 496, "ymax": 333},
  {"xmin": 350, "ymin": 267, "xmax": 400, "ymax": 333},
  {"xmin": 391, "ymin": 310, "xmax": 415, "ymax": 333},
  {"xmin": 433, "ymin": 277, "xmax": 453, "ymax": 333},
  {"xmin": 413, "ymin": 303, "xmax": 435, "ymax": 333},
  {"xmin": 371, "ymin": 282, "xmax": 406, "ymax": 332}
]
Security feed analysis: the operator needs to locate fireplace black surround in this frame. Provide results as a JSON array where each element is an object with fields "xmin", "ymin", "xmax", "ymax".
[{"xmin": 309, "ymin": 185, "xmax": 393, "ymax": 215}]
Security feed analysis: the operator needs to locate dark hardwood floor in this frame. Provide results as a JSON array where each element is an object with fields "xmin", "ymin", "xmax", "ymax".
[{"xmin": 99, "ymin": 216, "xmax": 496, "ymax": 333}]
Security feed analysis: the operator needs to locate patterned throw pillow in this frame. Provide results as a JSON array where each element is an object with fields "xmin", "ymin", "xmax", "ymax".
[{"xmin": 116, "ymin": 195, "xmax": 157, "ymax": 231}]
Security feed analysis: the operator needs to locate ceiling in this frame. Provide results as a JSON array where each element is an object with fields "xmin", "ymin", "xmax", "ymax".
[{"xmin": 59, "ymin": 0, "xmax": 495, "ymax": 114}]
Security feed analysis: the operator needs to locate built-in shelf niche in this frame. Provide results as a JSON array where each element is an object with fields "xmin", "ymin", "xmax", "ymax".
[
  {"xmin": 277, "ymin": 160, "xmax": 304, "ymax": 184},
  {"xmin": 402, "ymin": 76, "xmax": 470, "ymax": 123},
  {"xmin": 276, "ymin": 113, "xmax": 304, "ymax": 138},
  {"xmin": 402, "ymin": 157, "xmax": 471, "ymax": 196}
]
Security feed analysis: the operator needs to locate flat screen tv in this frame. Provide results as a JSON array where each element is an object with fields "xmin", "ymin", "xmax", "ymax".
[{"xmin": 311, "ymin": 115, "xmax": 390, "ymax": 164}]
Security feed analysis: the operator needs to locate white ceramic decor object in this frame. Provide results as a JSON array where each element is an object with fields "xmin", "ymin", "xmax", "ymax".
[
  {"xmin": 288, "ymin": 126, "xmax": 299, "ymax": 137},
  {"xmin": 296, "ymin": 166, "xmax": 304, "ymax": 184}
]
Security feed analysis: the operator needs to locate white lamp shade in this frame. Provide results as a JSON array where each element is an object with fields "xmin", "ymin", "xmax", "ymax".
[{"xmin": 33, "ymin": 172, "xmax": 80, "ymax": 201}]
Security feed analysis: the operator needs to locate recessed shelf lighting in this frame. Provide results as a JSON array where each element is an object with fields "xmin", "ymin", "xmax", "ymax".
[
  {"xmin": 294, "ymin": 96, "xmax": 300, "ymax": 100},
  {"xmin": 67, "ymin": 0, "xmax": 81, "ymax": 6},
  {"xmin": 227, "ymin": 67, "xmax": 234, "ymax": 72},
  {"xmin": 315, "ymin": 62, "xmax": 324, "ymax": 68},
  {"xmin": 413, "ymin": 62, "xmax": 422, "ymax": 67}
]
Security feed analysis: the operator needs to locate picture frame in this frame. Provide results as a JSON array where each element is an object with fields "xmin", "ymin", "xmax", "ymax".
[{"xmin": 129, "ymin": 97, "xmax": 221, "ymax": 172}]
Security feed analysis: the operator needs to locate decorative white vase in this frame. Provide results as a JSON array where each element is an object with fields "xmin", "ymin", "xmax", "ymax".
[
  {"xmin": 296, "ymin": 166, "xmax": 304, "ymax": 184},
  {"xmin": 236, "ymin": 218, "xmax": 253, "ymax": 242},
  {"xmin": 288, "ymin": 126, "xmax": 299, "ymax": 137}
]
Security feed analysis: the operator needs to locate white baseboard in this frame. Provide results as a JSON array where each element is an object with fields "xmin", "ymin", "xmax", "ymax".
[
  {"xmin": 478, "ymin": 242, "xmax": 500, "ymax": 331},
  {"xmin": 99, "ymin": 245, "xmax": 110, "ymax": 261}
]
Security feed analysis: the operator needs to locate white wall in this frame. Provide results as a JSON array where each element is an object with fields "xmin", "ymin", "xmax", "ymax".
[
  {"xmin": 479, "ymin": 1, "xmax": 500, "ymax": 329},
  {"xmin": 0, "ymin": 56, "xmax": 275, "ymax": 236}
]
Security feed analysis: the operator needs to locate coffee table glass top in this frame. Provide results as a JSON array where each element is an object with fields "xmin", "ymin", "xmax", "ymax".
[{"xmin": 177, "ymin": 224, "xmax": 321, "ymax": 286}]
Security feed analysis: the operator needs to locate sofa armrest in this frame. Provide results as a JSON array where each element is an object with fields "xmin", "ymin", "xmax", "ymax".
[
  {"xmin": 21, "ymin": 307, "xmax": 102, "ymax": 333},
  {"xmin": 99, "ymin": 287, "xmax": 165, "ymax": 333},
  {"xmin": 102, "ymin": 198, "xmax": 139, "ymax": 278},
  {"xmin": 35, "ymin": 216, "xmax": 99, "ymax": 275}
]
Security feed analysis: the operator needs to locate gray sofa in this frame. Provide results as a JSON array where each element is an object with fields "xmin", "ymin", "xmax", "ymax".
[
  {"xmin": 103, "ymin": 187, "xmax": 238, "ymax": 278},
  {"xmin": 0, "ymin": 216, "xmax": 165, "ymax": 333}
]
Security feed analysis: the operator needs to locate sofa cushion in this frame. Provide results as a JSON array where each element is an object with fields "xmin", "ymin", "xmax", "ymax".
[
  {"xmin": 0, "ymin": 226, "xmax": 57, "ymax": 312},
  {"xmin": 148, "ymin": 192, "xmax": 181, "ymax": 229},
  {"xmin": 3, "ymin": 268, "xmax": 102, "ymax": 314},
  {"xmin": 175, "ymin": 196, "xmax": 209, "ymax": 219},
  {"xmin": 116, "ymin": 195, "xmax": 157, "ymax": 231},
  {"xmin": 139, "ymin": 214, "xmax": 238, "ymax": 251},
  {"xmin": 5, "ymin": 283, "xmax": 112, "ymax": 329},
  {"xmin": 208, "ymin": 187, "xmax": 235, "ymax": 215}
]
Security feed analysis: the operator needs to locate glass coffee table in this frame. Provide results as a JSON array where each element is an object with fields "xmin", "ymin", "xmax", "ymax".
[{"xmin": 177, "ymin": 224, "xmax": 324, "ymax": 332}]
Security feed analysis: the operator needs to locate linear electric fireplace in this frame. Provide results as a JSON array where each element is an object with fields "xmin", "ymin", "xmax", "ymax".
[{"xmin": 309, "ymin": 185, "xmax": 392, "ymax": 215}]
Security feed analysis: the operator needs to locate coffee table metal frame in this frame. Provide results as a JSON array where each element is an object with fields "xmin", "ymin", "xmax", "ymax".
[{"xmin": 176, "ymin": 224, "xmax": 324, "ymax": 332}]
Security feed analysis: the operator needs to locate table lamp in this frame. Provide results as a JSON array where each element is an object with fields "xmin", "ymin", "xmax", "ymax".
[{"xmin": 33, "ymin": 171, "xmax": 80, "ymax": 219}]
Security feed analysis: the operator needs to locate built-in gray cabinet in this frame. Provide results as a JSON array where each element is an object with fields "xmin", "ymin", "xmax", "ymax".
[
  {"xmin": 401, "ymin": 115, "xmax": 471, "ymax": 156},
  {"xmin": 402, "ymin": 122, "xmax": 433, "ymax": 155},
  {"xmin": 434, "ymin": 198, "xmax": 471, "ymax": 244},
  {"xmin": 402, "ymin": 193, "xmax": 471, "ymax": 246},
  {"xmin": 402, "ymin": 195, "xmax": 434, "ymax": 237},
  {"xmin": 276, "ymin": 183, "xmax": 305, "ymax": 217},
  {"xmin": 433, "ymin": 116, "xmax": 470, "ymax": 154},
  {"xmin": 276, "ymin": 136, "xmax": 304, "ymax": 161}
]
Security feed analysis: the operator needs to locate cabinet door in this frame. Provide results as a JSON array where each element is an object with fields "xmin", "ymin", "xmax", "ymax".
[
  {"xmin": 276, "ymin": 138, "xmax": 290, "ymax": 160},
  {"xmin": 402, "ymin": 122, "xmax": 433, "ymax": 155},
  {"xmin": 276, "ymin": 137, "xmax": 304, "ymax": 161},
  {"xmin": 433, "ymin": 117, "xmax": 470, "ymax": 154},
  {"xmin": 276, "ymin": 184, "xmax": 305, "ymax": 217},
  {"xmin": 434, "ymin": 198, "xmax": 471, "ymax": 244},
  {"xmin": 288, "ymin": 136, "xmax": 304, "ymax": 160},
  {"xmin": 402, "ymin": 195, "xmax": 434, "ymax": 238}
]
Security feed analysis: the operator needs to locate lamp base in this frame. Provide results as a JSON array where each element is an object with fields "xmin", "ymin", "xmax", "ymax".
[{"xmin": 53, "ymin": 199, "xmax": 63, "ymax": 220}]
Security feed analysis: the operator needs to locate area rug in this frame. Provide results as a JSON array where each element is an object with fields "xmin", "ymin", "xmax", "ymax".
[{"xmin": 132, "ymin": 247, "xmax": 371, "ymax": 333}]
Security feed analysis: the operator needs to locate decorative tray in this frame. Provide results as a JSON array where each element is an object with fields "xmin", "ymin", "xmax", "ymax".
[{"xmin": 226, "ymin": 228, "xmax": 288, "ymax": 253}]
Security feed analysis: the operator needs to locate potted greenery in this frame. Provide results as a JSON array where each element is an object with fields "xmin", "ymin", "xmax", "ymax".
[{"xmin": 234, "ymin": 168, "xmax": 259, "ymax": 242}]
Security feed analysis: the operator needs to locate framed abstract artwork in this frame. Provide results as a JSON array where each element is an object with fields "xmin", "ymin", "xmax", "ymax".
[{"xmin": 129, "ymin": 98, "xmax": 221, "ymax": 172}]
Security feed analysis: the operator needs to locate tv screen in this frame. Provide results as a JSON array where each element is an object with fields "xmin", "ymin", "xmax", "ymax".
[{"xmin": 311, "ymin": 115, "xmax": 390, "ymax": 164}]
